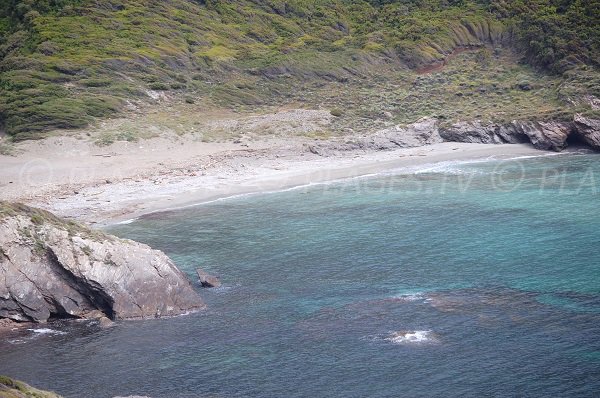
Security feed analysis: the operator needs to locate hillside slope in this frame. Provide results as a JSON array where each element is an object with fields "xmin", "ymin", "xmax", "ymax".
[
  {"xmin": 0, "ymin": 0, "xmax": 599, "ymax": 141},
  {"xmin": 0, "ymin": 376, "xmax": 61, "ymax": 398}
]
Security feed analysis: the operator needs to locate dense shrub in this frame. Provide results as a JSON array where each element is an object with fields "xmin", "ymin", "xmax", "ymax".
[{"xmin": 0, "ymin": 0, "xmax": 598, "ymax": 139}]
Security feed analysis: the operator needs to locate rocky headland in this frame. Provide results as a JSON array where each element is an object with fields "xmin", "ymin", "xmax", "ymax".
[{"xmin": 0, "ymin": 202, "xmax": 203, "ymax": 326}]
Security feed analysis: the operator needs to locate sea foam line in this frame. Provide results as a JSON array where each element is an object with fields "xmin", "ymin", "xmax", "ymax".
[
  {"xmin": 105, "ymin": 149, "xmax": 572, "ymax": 226},
  {"xmin": 27, "ymin": 328, "xmax": 66, "ymax": 335}
]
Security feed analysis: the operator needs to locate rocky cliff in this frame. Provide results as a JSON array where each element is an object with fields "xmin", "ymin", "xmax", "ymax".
[
  {"xmin": 305, "ymin": 114, "xmax": 600, "ymax": 155},
  {"xmin": 0, "ymin": 202, "xmax": 203, "ymax": 324},
  {"xmin": 439, "ymin": 114, "xmax": 600, "ymax": 152}
]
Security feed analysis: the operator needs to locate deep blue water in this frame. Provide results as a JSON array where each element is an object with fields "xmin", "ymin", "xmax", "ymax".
[{"xmin": 1, "ymin": 152, "xmax": 600, "ymax": 397}]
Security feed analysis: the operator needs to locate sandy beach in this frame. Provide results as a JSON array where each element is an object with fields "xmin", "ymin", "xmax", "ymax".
[{"xmin": 0, "ymin": 130, "xmax": 549, "ymax": 226}]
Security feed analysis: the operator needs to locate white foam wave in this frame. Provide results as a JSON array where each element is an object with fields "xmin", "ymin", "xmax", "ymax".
[
  {"xmin": 27, "ymin": 328, "xmax": 66, "ymax": 335},
  {"xmin": 115, "ymin": 218, "xmax": 136, "ymax": 225},
  {"xmin": 408, "ymin": 159, "xmax": 493, "ymax": 176},
  {"xmin": 392, "ymin": 292, "xmax": 426, "ymax": 302},
  {"xmin": 385, "ymin": 330, "xmax": 436, "ymax": 345},
  {"xmin": 7, "ymin": 339, "xmax": 26, "ymax": 345},
  {"xmin": 103, "ymin": 148, "xmax": 576, "ymax": 227}
]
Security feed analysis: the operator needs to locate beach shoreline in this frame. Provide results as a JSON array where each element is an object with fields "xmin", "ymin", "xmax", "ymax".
[
  {"xmin": 108, "ymin": 143, "xmax": 560, "ymax": 227},
  {"xmin": 0, "ymin": 132, "xmax": 553, "ymax": 226}
]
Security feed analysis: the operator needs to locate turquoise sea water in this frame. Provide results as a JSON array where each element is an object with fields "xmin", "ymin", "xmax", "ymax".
[{"xmin": 1, "ymin": 152, "xmax": 600, "ymax": 397}]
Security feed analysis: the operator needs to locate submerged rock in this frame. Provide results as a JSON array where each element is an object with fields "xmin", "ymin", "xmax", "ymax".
[
  {"xmin": 98, "ymin": 316, "xmax": 115, "ymax": 328},
  {"xmin": 196, "ymin": 268, "xmax": 221, "ymax": 288},
  {"xmin": 0, "ymin": 202, "xmax": 204, "ymax": 324},
  {"xmin": 0, "ymin": 376, "xmax": 61, "ymax": 398}
]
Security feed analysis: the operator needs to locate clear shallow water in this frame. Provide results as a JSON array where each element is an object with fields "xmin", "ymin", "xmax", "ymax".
[{"xmin": 2, "ymin": 153, "xmax": 600, "ymax": 397}]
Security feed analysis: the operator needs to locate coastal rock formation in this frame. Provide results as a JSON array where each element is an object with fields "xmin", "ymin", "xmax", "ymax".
[
  {"xmin": 196, "ymin": 268, "xmax": 221, "ymax": 288},
  {"xmin": 0, "ymin": 376, "xmax": 61, "ymax": 398},
  {"xmin": 0, "ymin": 202, "xmax": 203, "ymax": 323},
  {"xmin": 304, "ymin": 115, "xmax": 600, "ymax": 155},
  {"xmin": 440, "ymin": 119, "xmax": 579, "ymax": 151},
  {"xmin": 372, "ymin": 117, "xmax": 443, "ymax": 148},
  {"xmin": 513, "ymin": 120, "xmax": 572, "ymax": 151},
  {"xmin": 573, "ymin": 114, "xmax": 600, "ymax": 150},
  {"xmin": 306, "ymin": 117, "xmax": 442, "ymax": 154},
  {"xmin": 439, "ymin": 121, "xmax": 527, "ymax": 144}
]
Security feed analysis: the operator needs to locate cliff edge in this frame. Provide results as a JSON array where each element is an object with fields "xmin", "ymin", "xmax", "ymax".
[{"xmin": 0, "ymin": 202, "xmax": 203, "ymax": 323}]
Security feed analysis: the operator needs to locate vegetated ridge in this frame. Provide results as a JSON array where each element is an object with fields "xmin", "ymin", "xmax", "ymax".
[{"xmin": 0, "ymin": 0, "xmax": 598, "ymax": 141}]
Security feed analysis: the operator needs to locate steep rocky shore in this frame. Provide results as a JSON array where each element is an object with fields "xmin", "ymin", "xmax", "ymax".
[
  {"xmin": 306, "ymin": 114, "xmax": 600, "ymax": 155},
  {"xmin": 0, "ymin": 202, "xmax": 203, "ymax": 324}
]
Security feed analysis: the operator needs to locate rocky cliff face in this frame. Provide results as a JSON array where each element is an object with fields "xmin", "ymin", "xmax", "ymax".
[
  {"xmin": 439, "ymin": 121, "xmax": 526, "ymax": 145},
  {"xmin": 0, "ymin": 202, "xmax": 203, "ymax": 323},
  {"xmin": 440, "ymin": 115, "xmax": 600, "ymax": 152},
  {"xmin": 305, "ymin": 115, "xmax": 600, "ymax": 155},
  {"xmin": 573, "ymin": 114, "xmax": 600, "ymax": 149},
  {"xmin": 439, "ymin": 120, "xmax": 573, "ymax": 151}
]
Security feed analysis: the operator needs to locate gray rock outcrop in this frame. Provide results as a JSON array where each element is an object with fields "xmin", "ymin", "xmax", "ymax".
[
  {"xmin": 306, "ymin": 117, "xmax": 442, "ymax": 154},
  {"xmin": 440, "ymin": 119, "xmax": 574, "ymax": 151},
  {"xmin": 0, "ymin": 202, "xmax": 203, "ymax": 323},
  {"xmin": 573, "ymin": 114, "xmax": 600, "ymax": 150},
  {"xmin": 306, "ymin": 115, "xmax": 600, "ymax": 155},
  {"xmin": 370, "ymin": 117, "xmax": 443, "ymax": 148},
  {"xmin": 513, "ymin": 120, "xmax": 572, "ymax": 151},
  {"xmin": 439, "ymin": 121, "xmax": 525, "ymax": 144},
  {"xmin": 196, "ymin": 268, "xmax": 221, "ymax": 288}
]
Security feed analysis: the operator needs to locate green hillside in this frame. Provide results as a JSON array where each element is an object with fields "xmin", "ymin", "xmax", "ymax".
[{"xmin": 0, "ymin": 0, "xmax": 598, "ymax": 141}]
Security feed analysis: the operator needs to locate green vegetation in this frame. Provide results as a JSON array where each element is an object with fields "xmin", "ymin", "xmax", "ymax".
[
  {"xmin": 0, "ymin": 201, "xmax": 110, "ymax": 241},
  {"xmin": 0, "ymin": 375, "xmax": 62, "ymax": 398},
  {"xmin": 0, "ymin": 0, "xmax": 598, "ymax": 140},
  {"xmin": 322, "ymin": 48, "xmax": 571, "ymax": 132},
  {"xmin": 0, "ymin": 138, "xmax": 14, "ymax": 155},
  {"xmin": 490, "ymin": 0, "xmax": 600, "ymax": 72},
  {"xmin": 330, "ymin": 108, "xmax": 344, "ymax": 117}
]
